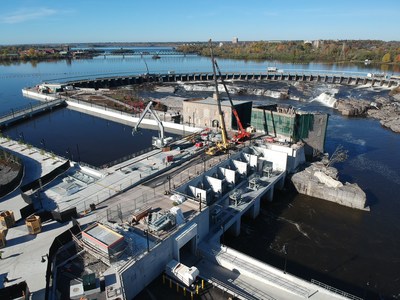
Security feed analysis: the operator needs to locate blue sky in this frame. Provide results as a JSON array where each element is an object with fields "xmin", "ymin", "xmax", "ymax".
[{"xmin": 1, "ymin": 0, "xmax": 399, "ymax": 44}]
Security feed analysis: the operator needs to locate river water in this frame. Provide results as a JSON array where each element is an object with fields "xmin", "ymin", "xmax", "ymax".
[{"xmin": 1, "ymin": 49, "xmax": 400, "ymax": 299}]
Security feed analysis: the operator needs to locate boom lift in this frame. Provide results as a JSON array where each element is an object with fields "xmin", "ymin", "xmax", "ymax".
[
  {"xmin": 132, "ymin": 101, "xmax": 172, "ymax": 148},
  {"xmin": 205, "ymin": 40, "xmax": 230, "ymax": 156},
  {"xmin": 213, "ymin": 59, "xmax": 251, "ymax": 143}
]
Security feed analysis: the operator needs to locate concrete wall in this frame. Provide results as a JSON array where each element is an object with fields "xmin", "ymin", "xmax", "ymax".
[
  {"xmin": 232, "ymin": 160, "xmax": 248, "ymax": 175},
  {"xmin": 219, "ymin": 167, "xmax": 236, "ymax": 184},
  {"xmin": 259, "ymin": 148, "xmax": 288, "ymax": 172},
  {"xmin": 242, "ymin": 153, "xmax": 258, "ymax": 168},
  {"xmin": 302, "ymin": 113, "xmax": 329, "ymax": 154},
  {"xmin": 121, "ymin": 237, "xmax": 174, "ymax": 298},
  {"xmin": 120, "ymin": 208, "xmax": 210, "ymax": 299},
  {"xmin": 205, "ymin": 176, "xmax": 223, "ymax": 193},
  {"xmin": 183, "ymin": 100, "xmax": 233, "ymax": 130},
  {"xmin": 22, "ymin": 89, "xmax": 57, "ymax": 101},
  {"xmin": 67, "ymin": 100, "xmax": 201, "ymax": 133},
  {"xmin": 257, "ymin": 143, "xmax": 305, "ymax": 173}
]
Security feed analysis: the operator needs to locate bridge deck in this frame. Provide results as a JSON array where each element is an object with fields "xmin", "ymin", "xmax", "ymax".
[{"xmin": 0, "ymin": 98, "xmax": 66, "ymax": 129}]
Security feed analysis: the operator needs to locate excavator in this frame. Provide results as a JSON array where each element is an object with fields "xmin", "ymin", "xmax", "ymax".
[
  {"xmin": 212, "ymin": 59, "xmax": 251, "ymax": 143},
  {"xmin": 132, "ymin": 101, "xmax": 172, "ymax": 148},
  {"xmin": 205, "ymin": 40, "xmax": 230, "ymax": 156}
]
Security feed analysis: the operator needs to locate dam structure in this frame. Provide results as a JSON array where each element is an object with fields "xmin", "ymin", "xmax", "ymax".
[{"xmin": 66, "ymin": 71, "xmax": 400, "ymax": 89}]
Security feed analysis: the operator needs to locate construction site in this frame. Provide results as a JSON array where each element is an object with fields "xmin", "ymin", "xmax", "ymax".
[{"xmin": 0, "ymin": 44, "xmax": 356, "ymax": 300}]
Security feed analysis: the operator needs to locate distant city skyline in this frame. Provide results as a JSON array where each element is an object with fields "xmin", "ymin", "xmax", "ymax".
[{"xmin": 1, "ymin": 0, "xmax": 399, "ymax": 45}]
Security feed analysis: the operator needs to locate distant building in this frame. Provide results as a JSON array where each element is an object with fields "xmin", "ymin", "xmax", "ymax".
[
  {"xmin": 232, "ymin": 37, "xmax": 239, "ymax": 44},
  {"xmin": 312, "ymin": 40, "xmax": 323, "ymax": 49}
]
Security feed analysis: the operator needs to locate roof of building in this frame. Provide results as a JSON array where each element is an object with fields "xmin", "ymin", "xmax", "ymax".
[{"xmin": 83, "ymin": 223, "xmax": 124, "ymax": 247}]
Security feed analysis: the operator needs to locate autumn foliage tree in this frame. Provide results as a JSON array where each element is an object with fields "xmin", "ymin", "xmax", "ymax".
[{"xmin": 382, "ymin": 53, "xmax": 391, "ymax": 63}]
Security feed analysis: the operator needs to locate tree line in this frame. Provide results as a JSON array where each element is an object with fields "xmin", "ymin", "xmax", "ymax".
[{"xmin": 177, "ymin": 40, "xmax": 400, "ymax": 64}]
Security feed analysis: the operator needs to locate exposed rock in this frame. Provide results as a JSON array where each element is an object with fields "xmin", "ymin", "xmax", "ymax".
[
  {"xmin": 368, "ymin": 102, "xmax": 400, "ymax": 133},
  {"xmin": 335, "ymin": 99, "xmax": 371, "ymax": 116},
  {"xmin": 334, "ymin": 95, "xmax": 400, "ymax": 133},
  {"xmin": 291, "ymin": 162, "xmax": 368, "ymax": 211}
]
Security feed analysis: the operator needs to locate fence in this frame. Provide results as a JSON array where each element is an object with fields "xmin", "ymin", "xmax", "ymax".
[{"xmin": 311, "ymin": 279, "xmax": 362, "ymax": 300}]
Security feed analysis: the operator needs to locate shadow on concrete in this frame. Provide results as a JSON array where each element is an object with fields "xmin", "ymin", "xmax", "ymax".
[
  {"xmin": 0, "ymin": 148, "xmax": 44, "ymax": 204},
  {"xmin": 41, "ymin": 221, "xmax": 64, "ymax": 233},
  {"xmin": 2, "ymin": 253, "xmax": 22, "ymax": 260},
  {"xmin": 5, "ymin": 233, "xmax": 36, "ymax": 247}
]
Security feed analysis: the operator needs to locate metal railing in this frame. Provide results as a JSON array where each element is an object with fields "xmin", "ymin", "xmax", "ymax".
[
  {"xmin": 0, "ymin": 98, "xmax": 65, "ymax": 121},
  {"xmin": 99, "ymin": 146, "xmax": 157, "ymax": 169},
  {"xmin": 311, "ymin": 279, "xmax": 362, "ymax": 300},
  {"xmin": 204, "ymin": 277, "xmax": 259, "ymax": 300}
]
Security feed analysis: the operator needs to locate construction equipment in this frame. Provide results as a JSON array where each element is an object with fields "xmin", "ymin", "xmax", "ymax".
[
  {"xmin": 132, "ymin": 101, "xmax": 173, "ymax": 148},
  {"xmin": 213, "ymin": 56, "xmax": 251, "ymax": 143},
  {"xmin": 165, "ymin": 260, "xmax": 199, "ymax": 287},
  {"xmin": 205, "ymin": 40, "xmax": 230, "ymax": 156}
]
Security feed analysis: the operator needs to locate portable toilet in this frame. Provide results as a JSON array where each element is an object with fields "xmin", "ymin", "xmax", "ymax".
[
  {"xmin": 0, "ymin": 210, "xmax": 15, "ymax": 229},
  {"xmin": 26, "ymin": 215, "xmax": 42, "ymax": 234}
]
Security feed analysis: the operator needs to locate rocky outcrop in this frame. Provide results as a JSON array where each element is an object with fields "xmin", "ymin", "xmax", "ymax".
[
  {"xmin": 367, "ymin": 102, "xmax": 400, "ymax": 133},
  {"xmin": 291, "ymin": 162, "xmax": 369, "ymax": 211},
  {"xmin": 334, "ymin": 95, "xmax": 400, "ymax": 133},
  {"xmin": 335, "ymin": 99, "xmax": 372, "ymax": 116}
]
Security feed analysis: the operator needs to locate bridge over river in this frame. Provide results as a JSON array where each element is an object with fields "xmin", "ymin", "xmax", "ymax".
[
  {"xmin": 67, "ymin": 71, "xmax": 400, "ymax": 89},
  {"xmin": 100, "ymin": 49, "xmax": 194, "ymax": 57}
]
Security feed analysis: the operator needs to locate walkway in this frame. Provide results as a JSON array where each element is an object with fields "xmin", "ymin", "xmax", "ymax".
[
  {"xmin": 197, "ymin": 244, "xmax": 354, "ymax": 300},
  {"xmin": 0, "ymin": 98, "xmax": 66, "ymax": 128}
]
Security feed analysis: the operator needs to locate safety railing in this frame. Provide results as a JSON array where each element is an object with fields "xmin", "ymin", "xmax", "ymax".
[{"xmin": 311, "ymin": 279, "xmax": 362, "ymax": 300}]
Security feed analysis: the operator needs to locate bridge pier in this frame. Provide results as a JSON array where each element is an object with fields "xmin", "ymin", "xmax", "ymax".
[
  {"xmin": 228, "ymin": 219, "xmax": 241, "ymax": 237},
  {"xmin": 276, "ymin": 176, "xmax": 285, "ymax": 190},
  {"xmin": 347, "ymin": 77, "xmax": 352, "ymax": 85}
]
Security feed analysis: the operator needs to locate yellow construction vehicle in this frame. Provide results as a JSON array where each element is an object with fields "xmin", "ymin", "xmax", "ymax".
[{"xmin": 205, "ymin": 39, "xmax": 230, "ymax": 156}]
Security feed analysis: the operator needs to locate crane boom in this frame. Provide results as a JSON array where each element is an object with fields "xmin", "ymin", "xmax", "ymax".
[
  {"xmin": 209, "ymin": 39, "xmax": 229, "ymax": 149},
  {"xmin": 133, "ymin": 101, "xmax": 171, "ymax": 148},
  {"xmin": 213, "ymin": 59, "xmax": 251, "ymax": 143}
]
